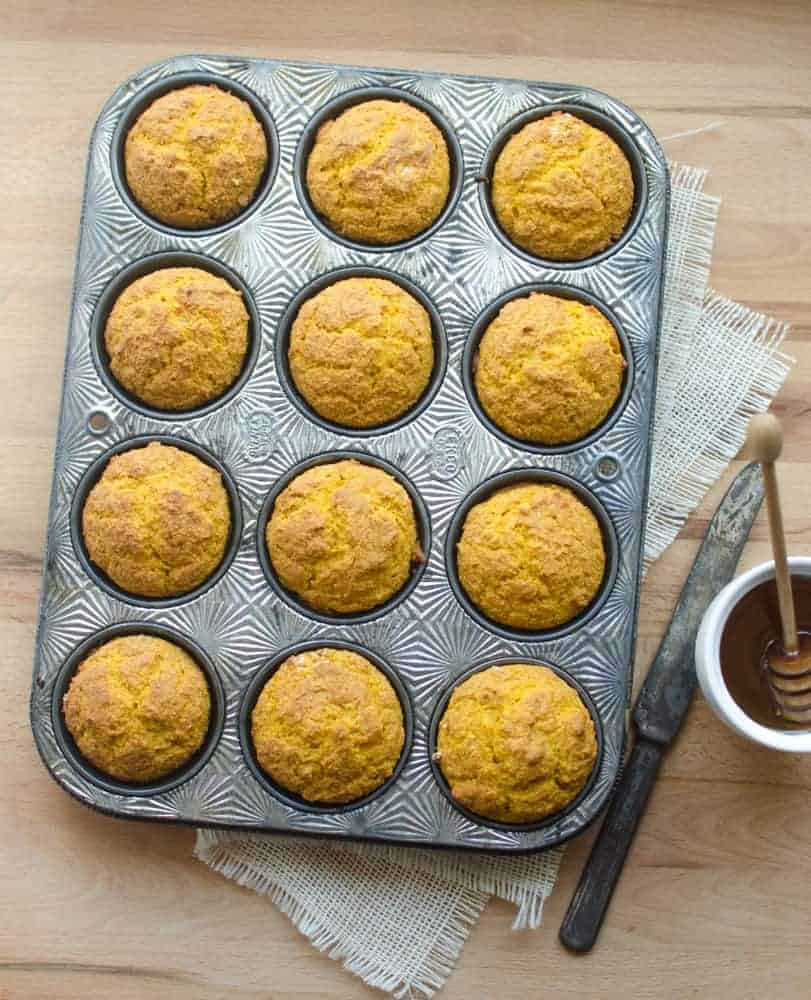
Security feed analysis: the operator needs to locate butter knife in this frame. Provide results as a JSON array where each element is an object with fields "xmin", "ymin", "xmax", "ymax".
[{"xmin": 559, "ymin": 461, "xmax": 764, "ymax": 952}]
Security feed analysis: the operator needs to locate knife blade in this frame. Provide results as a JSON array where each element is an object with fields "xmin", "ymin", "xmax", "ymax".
[{"xmin": 559, "ymin": 461, "xmax": 764, "ymax": 953}]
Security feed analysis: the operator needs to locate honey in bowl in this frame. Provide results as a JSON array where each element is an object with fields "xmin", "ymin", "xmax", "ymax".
[{"xmin": 720, "ymin": 575, "xmax": 811, "ymax": 731}]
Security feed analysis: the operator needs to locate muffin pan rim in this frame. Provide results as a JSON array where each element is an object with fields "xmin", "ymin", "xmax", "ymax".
[
  {"xmin": 444, "ymin": 467, "xmax": 620, "ymax": 642},
  {"xmin": 274, "ymin": 264, "xmax": 449, "ymax": 437},
  {"xmin": 88, "ymin": 250, "xmax": 263, "ymax": 421},
  {"xmin": 427, "ymin": 656, "xmax": 605, "ymax": 833},
  {"xmin": 477, "ymin": 102, "xmax": 649, "ymax": 270},
  {"xmin": 31, "ymin": 54, "xmax": 669, "ymax": 853},
  {"xmin": 109, "ymin": 70, "xmax": 281, "ymax": 238},
  {"xmin": 293, "ymin": 84, "xmax": 465, "ymax": 254},
  {"xmin": 69, "ymin": 433, "xmax": 244, "ymax": 609},
  {"xmin": 237, "ymin": 638, "xmax": 415, "ymax": 815},
  {"xmin": 50, "ymin": 621, "xmax": 226, "ymax": 798},
  {"xmin": 255, "ymin": 449, "xmax": 433, "ymax": 626},
  {"xmin": 462, "ymin": 281, "xmax": 636, "ymax": 455}
]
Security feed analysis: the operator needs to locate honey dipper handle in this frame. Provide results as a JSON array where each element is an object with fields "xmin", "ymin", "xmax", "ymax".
[{"xmin": 747, "ymin": 414, "xmax": 798, "ymax": 653}]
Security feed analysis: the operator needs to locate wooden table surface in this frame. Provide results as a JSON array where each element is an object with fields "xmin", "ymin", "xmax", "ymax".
[{"xmin": 3, "ymin": 2, "xmax": 810, "ymax": 998}]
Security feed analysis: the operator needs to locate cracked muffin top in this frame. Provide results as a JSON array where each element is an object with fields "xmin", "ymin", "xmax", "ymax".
[
  {"xmin": 436, "ymin": 663, "xmax": 597, "ymax": 823},
  {"xmin": 474, "ymin": 291, "xmax": 626, "ymax": 445},
  {"xmin": 104, "ymin": 266, "xmax": 250, "ymax": 412},
  {"xmin": 251, "ymin": 646, "xmax": 404, "ymax": 803},
  {"xmin": 62, "ymin": 634, "xmax": 211, "ymax": 784},
  {"xmin": 305, "ymin": 99, "xmax": 450, "ymax": 244},
  {"xmin": 491, "ymin": 111, "xmax": 633, "ymax": 261},
  {"xmin": 124, "ymin": 84, "xmax": 268, "ymax": 228},
  {"xmin": 456, "ymin": 482, "xmax": 605, "ymax": 631},
  {"xmin": 81, "ymin": 441, "xmax": 231, "ymax": 598},
  {"xmin": 266, "ymin": 459, "xmax": 421, "ymax": 614},
  {"xmin": 288, "ymin": 276, "xmax": 434, "ymax": 428}
]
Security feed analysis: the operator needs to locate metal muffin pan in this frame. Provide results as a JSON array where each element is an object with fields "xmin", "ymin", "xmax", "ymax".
[{"xmin": 31, "ymin": 54, "xmax": 668, "ymax": 853}]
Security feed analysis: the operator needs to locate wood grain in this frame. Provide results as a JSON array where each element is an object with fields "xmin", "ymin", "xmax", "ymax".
[{"xmin": 2, "ymin": 2, "xmax": 811, "ymax": 998}]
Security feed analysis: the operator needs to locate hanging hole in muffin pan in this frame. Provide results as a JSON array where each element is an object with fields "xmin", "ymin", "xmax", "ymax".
[
  {"xmin": 69, "ymin": 434, "xmax": 244, "ymax": 609},
  {"xmin": 109, "ymin": 71, "xmax": 280, "ymax": 238},
  {"xmin": 238, "ymin": 639, "xmax": 414, "ymax": 815},
  {"xmin": 477, "ymin": 103, "xmax": 649, "ymax": 269},
  {"xmin": 427, "ymin": 656, "xmax": 604, "ymax": 834},
  {"xmin": 462, "ymin": 282, "xmax": 635, "ymax": 455},
  {"xmin": 444, "ymin": 467, "xmax": 620, "ymax": 642},
  {"xmin": 275, "ymin": 265, "xmax": 449, "ymax": 437},
  {"xmin": 50, "ymin": 621, "xmax": 226, "ymax": 799},
  {"xmin": 89, "ymin": 251, "xmax": 262, "ymax": 421},
  {"xmin": 255, "ymin": 450, "xmax": 432, "ymax": 626},
  {"xmin": 293, "ymin": 85, "xmax": 464, "ymax": 254}
]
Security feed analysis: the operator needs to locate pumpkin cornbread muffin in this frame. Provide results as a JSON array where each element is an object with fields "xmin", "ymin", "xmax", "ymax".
[
  {"xmin": 251, "ymin": 647, "xmax": 405, "ymax": 803},
  {"xmin": 306, "ymin": 99, "xmax": 451, "ymax": 244},
  {"xmin": 124, "ymin": 84, "xmax": 268, "ymax": 228},
  {"xmin": 81, "ymin": 441, "xmax": 231, "ymax": 598},
  {"xmin": 288, "ymin": 277, "xmax": 434, "ymax": 428},
  {"xmin": 474, "ymin": 292, "xmax": 626, "ymax": 444},
  {"xmin": 104, "ymin": 267, "xmax": 250, "ymax": 411},
  {"xmin": 456, "ymin": 482, "xmax": 605, "ymax": 630},
  {"xmin": 266, "ymin": 459, "xmax": 421, "ymax": 614},
  {"xmin": 436, "ymin": 663, "xmax": 597, "ymax": 823},
  {"xmin": 63, "ymin": 634, "xmax": 211, "ymax": 783},
  {"xmin": 491, "ymin": 111, "xmax": 634, "ymax": 261}
]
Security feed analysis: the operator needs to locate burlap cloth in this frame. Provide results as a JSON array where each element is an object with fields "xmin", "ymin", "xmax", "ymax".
[{"xmin": 195, "ymin": 161, "xmax": 793, "ymax": 997}]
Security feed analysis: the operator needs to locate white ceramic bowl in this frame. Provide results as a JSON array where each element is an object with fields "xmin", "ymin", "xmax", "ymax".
[{"xmin": 695, "ymin": 557, "xmax": 811, "ymax": 752}]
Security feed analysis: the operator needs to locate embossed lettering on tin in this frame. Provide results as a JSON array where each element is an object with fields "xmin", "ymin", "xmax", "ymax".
[
  {"xmin": 244, "ymin": 411, "xmax": 274, "ymax": 462},
  {"xmin": 431, "ymin": 427, "xmax": 464, "ymax": 480}
]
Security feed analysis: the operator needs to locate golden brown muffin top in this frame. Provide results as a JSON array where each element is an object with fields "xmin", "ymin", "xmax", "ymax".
[
  {"xmin": 266, "ymin": 459, "xmax": 421, "ymax": 614},
  {"xmin": 474, "ymin": 292, "xmax": 626, "ymax": 444},
  {"xmin": 436, "ymin": 663, "xmax": 597, "ymax": 823},
  {"xmin": 124, "ymin": 84, "xmax": 268, "ymax": 228},
  {"xmin": 251, "ymin": 647, "xmax": 405, "ymax": 803},
  {"xmin": 456, "ymin": 483, "xmax": 605, "ymax": 630},
  {"xmin": 492, "ymin": 111, "xmax": 634, "ymax": 261},
  {"xmin": 81, "ymin": 441, "xmax": 231, "ymax": 598},
  {"xmin": 63, "ymin": 634, "xmax": 211, "ymax": 784},
  {"xmin": 104, "ymin": 267, "xmax": 250, "ymax": 411},
  {"xmin": 306, "ymin": 99, "xmax": 451, "ymax": 244},
  {"xmin": 289, "ymin": 277, "xmax": 434, "ymax": 428}
]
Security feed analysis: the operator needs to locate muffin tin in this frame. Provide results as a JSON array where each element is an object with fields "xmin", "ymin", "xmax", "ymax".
[{"xmin": 30, "ymin": 54, "xmax": 668, "ymax": 853}]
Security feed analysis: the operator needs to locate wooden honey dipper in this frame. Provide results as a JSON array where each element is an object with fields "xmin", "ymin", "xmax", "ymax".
[{"xmin": 747, "ymin": 412, "xmax": 811, "ymax": 724}]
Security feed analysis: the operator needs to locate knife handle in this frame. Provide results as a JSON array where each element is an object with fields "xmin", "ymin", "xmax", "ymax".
[{"xmin": 559, "ymin": 737, "xmax": 663, "ymax": 953}]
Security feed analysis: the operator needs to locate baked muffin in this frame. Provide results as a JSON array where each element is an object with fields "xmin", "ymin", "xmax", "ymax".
[
  {"xmin": 62, "ymin": 634, "xmax": 211, "ymax": 783},
  {"xmin": 289, "ymin": 277, "xmax": 434, "ymax": 428},
  {"xmin": 306, "ymin": 99, "xmax": 451, "ymax": 243},
  {"xmin": 251, "ymin": 647, "xmax": 405, "ymax": 803},
  {"xmin": 474, "ymin": 292, "xmax": 626, "ymax": 444},
  {"xmin": 491, "ymin": 111, "xmax": 634, "ymax": 261},
  {"xmin": 266, "ymin": 459, "xmax": 421, "ymax": 614},
  {"xmin": 104, "ymin": 267, "xmax": 250, "ymax": 411},
  {"xmin": 81, "ymin": 441, "xmax": 231, "ymax": 598},
  {"xmin": 124, "ymin": 84, "xmax": 268, "ymax": 228},
  {"xmin": 456, "ymin": 483, "xmax": 605, "ymax": 630},
  {"xmin": 436, "ymin": 663, "xmax": 597, "ymax": 823}
]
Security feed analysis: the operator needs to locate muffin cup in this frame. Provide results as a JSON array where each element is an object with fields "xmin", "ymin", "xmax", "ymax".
[
  {"xmin": 462, "ymin": 282, "xmax": 634, "ymax": 454},
  {"xmin": 445, "ymin": 468, "xmax": 619, "ymax": 641},
  {"xmin": 70, "ymin": 434, "xmax": 244, "ymax": 608},
  {"xmin": 51, "ymin": 622, "xmax": 226, "ymax": 798},
  {"xmin": 90, "ymin": 251, "xmax": 262, "ymax": 420},
  {"xmin": 256, "ymin": 450, "xmax": 431, "ymax": 625},
  {"xmin": 428, "ymin": 657, "xmax": 604, "ymax": 834},
  {"xmin": 275, "ymin": 265, "xmax": 448, "ymax": 436},
  {"xmin": 238, "ymin": 639, "xmax": 414, "ymax": 813},
  {"xmin": 110, "ymin": 71, "xmax": 280, "ymax": 238},
  {"xmin": 294, "ymin": 85, "xmax": 464, "ymax": 253},
  {"xmin": 478, "ymin": 103, "xmax": 648, "ymax": 269}
]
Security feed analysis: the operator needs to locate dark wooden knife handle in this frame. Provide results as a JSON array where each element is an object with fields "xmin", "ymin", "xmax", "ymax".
[{"xmin": 559, "ymin": 737, "xmax": 663, "ymax": 953}]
